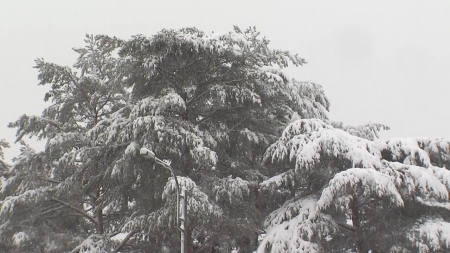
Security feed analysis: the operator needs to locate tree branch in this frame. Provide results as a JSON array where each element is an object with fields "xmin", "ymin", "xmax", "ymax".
[
  {"xmin": 51, "ymin": 197, "xmax": 97, "ymax": 224},
  {"xmin": 38, "ymin": 176, "xmax": 62, "ymax": 184},
  {"xmin": 336, "ymin": 221, "xmax": 357, "ymax": 232},
  {"xmin": 112, "ymin": 229, "xmax": 138, "ymax": 253},
  {"xmin": 38, "ymin": 206, "xmax": 64, "ymax": 216},
  {"xmin": 193, "ymin": 238, "xmax": 210, "ymax": 253},
  {"xmin": 187, "ymin": 89, "xmax": 210, "ymax": 106},
  {"xmin": 194, "ymin": 106, "xmax": 244, "ymax": 125}
]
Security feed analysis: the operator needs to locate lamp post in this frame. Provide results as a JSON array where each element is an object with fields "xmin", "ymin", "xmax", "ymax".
[{"xmin": 140, "ymin": 148, "xmax": 186, "ymax": 253}]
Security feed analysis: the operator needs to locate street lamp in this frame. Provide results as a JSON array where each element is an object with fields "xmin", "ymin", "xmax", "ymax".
[{"xmin": 140, "ymin": 147, "xmax": 187, "ymax": 253}]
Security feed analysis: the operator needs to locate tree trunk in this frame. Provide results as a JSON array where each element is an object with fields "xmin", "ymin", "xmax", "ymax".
[
  {"xmin": 186, "ymin": 229, "xmax": 194, "ymax": 253},
  {"xmin": 96, "ymin": 208, "xmax": 104, "ymax": 234},
  {"xmin": 351, "ymin": 195, "xmax": 366, "ymax": 252},
  {"xmin": 94, "ymin": 188, "xmax": 104, "ymax": 234}
]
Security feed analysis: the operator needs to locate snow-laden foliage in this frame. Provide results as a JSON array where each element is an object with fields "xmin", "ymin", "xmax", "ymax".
[
  {"xmin": 405, "ymin": 217, "xmax": 450, "ymax": 252},
  {"xmin": 317, "ymin": 168, "xmax": 404, "ymax": 210},
  {"xmin": 259, "ymin": 170, "xmax": 295, "ymax": 193},
  {"xmin": 2, "ymin": 27, "xmax": 331, "ymax": 252},
  {"xmin": 382, "ymin": 162, "xmax": 450, "ymax": 201},
  {"xmin": 383, "ymin": 138, "xmax": 450, "ymax": 168},
  {"xmin": 259, "ymin": 197, "xmax": 337, "ymax": 253},
  {"xmin": 260, "ymin": 119, "xmax": 450, "ymax": 252},
  {"xmin": 265, "ymin": 119, "xmax": 384, "ymax": 170},
  {"xmin": 0, "ymin": 139, "xmax": 9, "ymax": 172},
  {"xmin": 163, "ymin": 176, "xmax": 223, "ymax": 220},
  {"xmin": 332, "ymin": 121, "xmax": 390, "ymax": 141},
  {"xmin": 3, "ymin": 25, "xmax": 450, "ymax": 253},
  {"xmin": 213, "ymin": 177, "xmax": 251, "ymax": 205},
  {"xmin": 71, "ymin": 234, "xmax": 111, "ymax": 253}
]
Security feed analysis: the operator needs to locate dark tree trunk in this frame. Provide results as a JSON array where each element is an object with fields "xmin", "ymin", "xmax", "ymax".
[
  {"xmin": 186, "ymin": 229, "xmax": 194, "ymax": 253},
  {"xmin": 94, "ymin": 187, "xmax": 104, "ymax": 234},
  {"xmin": 351, "ymin": 195, "xmax": 366, "ymax": 252}
]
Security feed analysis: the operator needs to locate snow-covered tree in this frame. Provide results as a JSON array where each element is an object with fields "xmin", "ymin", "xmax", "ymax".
[
  {"xmin": 259, "ymin": 119, "xmax": 450, "ymax": 252},
  {"xmin": 2, "ymin": 27, "xmax": 330, "ymax": 252},
  {"xmin": 98, "ymin": 26, "xmax": 329, "ymax": 252},
  {"xmin": 2, "ymin": 35, "xmax": 131, "ymax": 252}
]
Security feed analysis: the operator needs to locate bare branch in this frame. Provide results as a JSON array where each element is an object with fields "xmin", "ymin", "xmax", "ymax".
[
  {"xmin": 38, "ymin": 206, "xmax": 64, "ymax": 216},
  {"xmin": 51, "ymin": 197, "xmax": 97, "ymax": 224}
]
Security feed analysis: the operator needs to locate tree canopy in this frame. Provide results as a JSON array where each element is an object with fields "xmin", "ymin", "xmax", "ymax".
[{"xmin": 1, "ymin": 26, "xmax": 449, "ymax": 253}]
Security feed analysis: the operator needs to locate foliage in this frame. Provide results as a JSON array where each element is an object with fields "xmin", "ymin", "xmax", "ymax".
[
  {"xmin": 1, "ymin": 27, "xmax": 329, "ymax": 252},
  {"xmin": 2, "ymin": 25, "xmax": 449, "ymax": 253},
  {"xmin": 259, "ymin": 118, "xmax": 450, "ymax": 252}
]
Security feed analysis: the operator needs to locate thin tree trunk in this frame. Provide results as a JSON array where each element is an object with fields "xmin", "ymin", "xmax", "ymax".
[
  {"xmin": 96, "ymin": 208, "xmax": 104, "ymax": 234},
  {"xmin": 351, "ymin": 195, "xmax": 366, "ymax": 252},
  {"xmin": 186, "ymin": 229, "xmax": 194, "ymax": 253},
  {"xmin": 95, "ymin": 188, "xmax": 104, "ymax": 234}
]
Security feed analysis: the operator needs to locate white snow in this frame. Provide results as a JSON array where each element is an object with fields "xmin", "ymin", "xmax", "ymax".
[
  {"xmin": 75, "ymin": 234, "xmax": 109, "ymax": 253},
  {"xmin": 317, "ymin": 168, "xmax": 404, "ymax": 210},
  {"xmin": 13, "ymin": 231, "xmax": 30, "ymax": 246},
  {"xmin": 407, "ymin": 217, "xmax": 450, "ymax": 252},
  {"xmin": 265, "ymin": 119, "xmax": 383, "ymax": 170},
  {"xmin": 213, "ymin": 177, "xmax": 250, "ymax": 204}
]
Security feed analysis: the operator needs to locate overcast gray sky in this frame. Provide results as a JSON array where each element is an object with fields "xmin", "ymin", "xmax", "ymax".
[{"xmin": 1, "ymin": 0, "xmax": 450, "ymax": 162}]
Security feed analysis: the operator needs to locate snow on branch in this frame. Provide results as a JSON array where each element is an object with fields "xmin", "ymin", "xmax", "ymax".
[
  {"xmin": 405, "ymin": 217, "xmax": 450, "ymax": 252},
  {"xmin": 383, "ymin": 162, "xmax": 450, "ymax": 201},
  {"xmin": 163, "ymin": 176, "xmax": 222, "ymax": 218},
  {"xmin": 287, "ymin": 81, "xmax": 330, "ymax": 120},
  {"xmin": 0, "ymin": 139, "xmax": 9, "ymax": 161},
  {"xmin": 123, "ymin": 176, "xmax": 222, "ymax": 234},
  {"xmin": 264, "ymin": 119, "xmax": 384, "ymax": 170},
  {"xmin": 317, "ymin": 168, "xmax": 404, "ymax": 211},
  {"xmin": 402, "ymin": 166, "xmax": 448, "ymax": 200},
  {"xmin": 258, "ymin": 196, "xmax": 337, "ymax": 253},
  {"xmin": 130, "ymin": 92, "xmax": 186, "ymax": 117},
  {"xmin": 1, "ymin": 187, "xmax": 53, "ymax": 215},
  {"xmin": 385, "ymin": 138, "xmax": 432, "ymax": 167},
  {"xmin": 190, "ymin": 146, "xmax": 218, "ymax": 168},
  {"xmin": 332, "ymin": 121, "xmax": 390, "ymax": 141},
  {"xmin": 8, "ymin": 114, "xmax": 62, "ymax": 142},
  {"xmin": 213, "ymin": 177, "xmax": 251, "ymax": 204},
  {"xmin": 71, "ymin": 234, "xmax": 110, "ymax": 253},
  {"xmin": 47, "ymin": 132, "xmax": 85, "ymax": 152},
  {"xmin": 259, "ymin": 169, "xmax": 295, "ymax": 193},
  {"xmin": 384, "ymin": 138, "xmax": 450, "ymax": 169},
  {"xmin": 264, "ymin": 196, "xmax": 317, "ymax": 230},
  {"xmin": 261, "ymin": 66, "xmax": 290, "ymax": 84}
]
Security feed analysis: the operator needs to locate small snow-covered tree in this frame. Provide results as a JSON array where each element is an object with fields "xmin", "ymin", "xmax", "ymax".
[{"xmin": 259, "ymin": 119, "xmax": 450, "ymax": 252}]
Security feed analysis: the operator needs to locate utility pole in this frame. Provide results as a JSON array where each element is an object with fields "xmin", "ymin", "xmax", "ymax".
[
  {"xmin": 140, "ymin": 148, "xmax": 188, "ymax": 253},
  {"xmin": 180, "ymin": 188, "xmax": 187, "ymax": 253}
]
